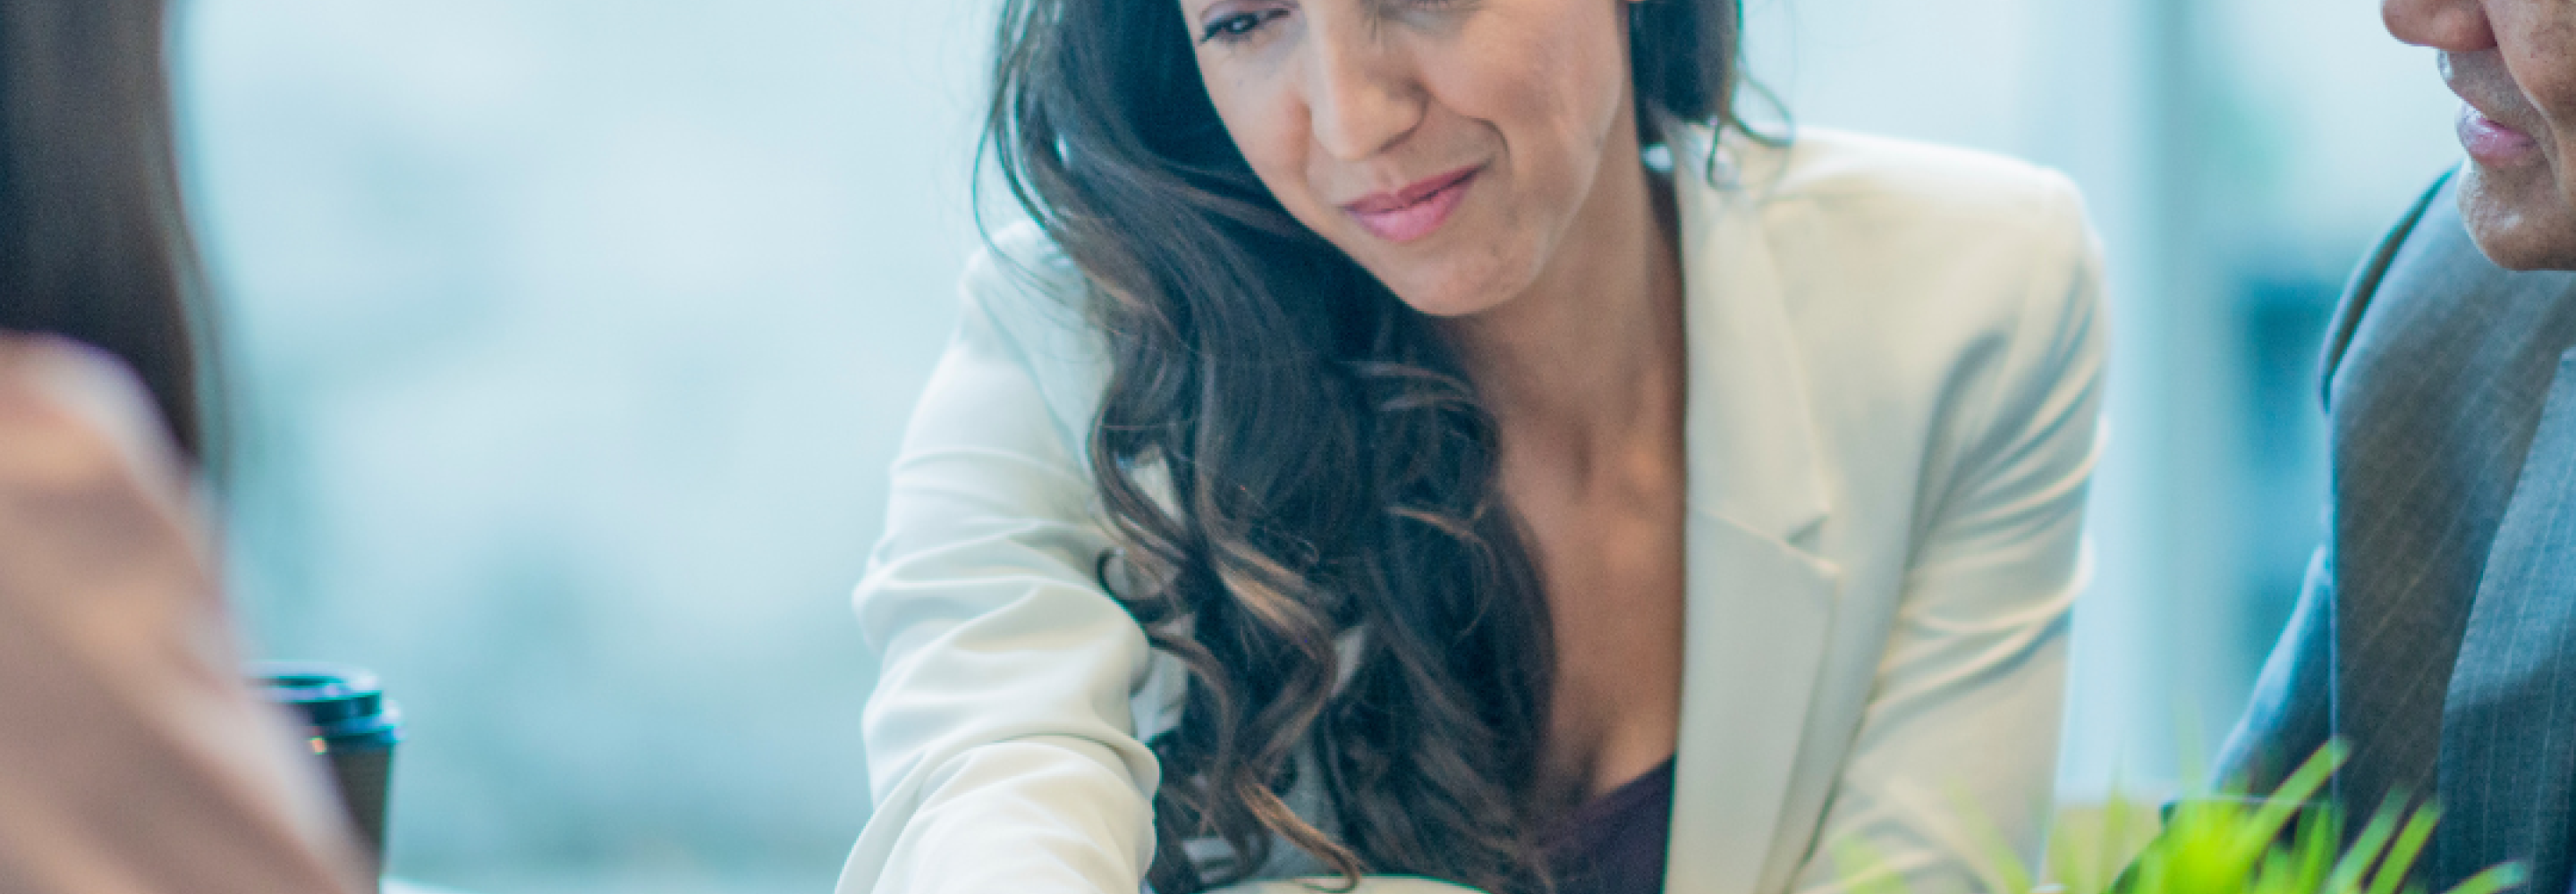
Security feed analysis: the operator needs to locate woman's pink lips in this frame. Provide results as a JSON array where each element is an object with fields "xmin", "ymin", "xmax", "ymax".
[
  {"xmin": 2460, "ymin": 105, "xmax": 2542, "ymax": 166},
  {"xmin": 1343, "ymin": 165, "xmax": 1481, "ymax": 243}
]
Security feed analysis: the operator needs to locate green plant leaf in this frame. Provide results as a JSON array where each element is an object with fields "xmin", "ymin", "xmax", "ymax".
[
  {"xmin": 2434, "ymin": 862, "xmax": 2527, "ymax": 894},
  {"xmin": 2363, "ymin": 805, "xmax": 2439, "ymax": 894}
]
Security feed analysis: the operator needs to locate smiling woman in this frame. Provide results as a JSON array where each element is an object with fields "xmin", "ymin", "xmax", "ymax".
[
  {"xmin": 843, "ymin": 0, "xmax": 2109, "ymax": 891},
  {"xmin": 1182, "ymin": 0, "xmax": 1670, "ymax": 316}
]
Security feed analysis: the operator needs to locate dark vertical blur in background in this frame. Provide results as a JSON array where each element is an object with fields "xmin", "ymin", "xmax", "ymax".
[{"xmin": 171, "ymin": 0, "xmax": 2461, "ymax": 890}]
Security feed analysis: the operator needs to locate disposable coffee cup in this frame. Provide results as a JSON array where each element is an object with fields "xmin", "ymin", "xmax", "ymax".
[{"xmin": 250, "ymin": 662, "xmax": 402, "ymax": 885}]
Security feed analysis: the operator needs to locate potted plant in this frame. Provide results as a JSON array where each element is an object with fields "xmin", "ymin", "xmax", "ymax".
[{"xmin": 1844, "ymin": 743, "xmax": 2528, "ymax": 894}]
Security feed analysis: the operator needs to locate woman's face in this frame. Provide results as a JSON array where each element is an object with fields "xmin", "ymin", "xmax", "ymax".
[{"xmin": 1181, "ymin": 0, "xmax": 1642, "ymax": 316}]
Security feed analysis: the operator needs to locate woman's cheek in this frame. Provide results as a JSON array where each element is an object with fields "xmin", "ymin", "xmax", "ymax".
[
  {"xmin": 1201, "ymin": 69, "xmax": 1314, "ymax": 213},
  {"xmin": 1453, "ymin": 9, "xmax": 1621, "ymax": 168}
]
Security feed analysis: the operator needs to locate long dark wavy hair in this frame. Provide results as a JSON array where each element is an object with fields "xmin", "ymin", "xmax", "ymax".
[
  {"xmin": 985, "ymin": 2, "xmax": 1741, "ymax": 891},
  {"xmin": 0, "ymin": 0, "xmax": 213, "ymax": 465}
]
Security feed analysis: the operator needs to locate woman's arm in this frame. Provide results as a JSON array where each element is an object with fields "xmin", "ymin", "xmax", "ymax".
[
  {"xmin": 1792, "ymin": 178, "xmax": 2109, "ymax": 894},
  {"xmin": 0, "ymin": 336, "xmax": 368, "ymax": 894},
  {"xmin": 839, "ymin": 244, "xmax": 1167, "ymax": 894}
]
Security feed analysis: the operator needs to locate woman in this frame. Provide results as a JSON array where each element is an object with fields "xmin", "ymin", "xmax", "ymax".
[
  {"xmin": 844, "ymin": 0, "xmax": 2105, "ymax": 889},
  {"xmin": 0, "ymin": 1, "xmax": 366, "ymax": 890}
]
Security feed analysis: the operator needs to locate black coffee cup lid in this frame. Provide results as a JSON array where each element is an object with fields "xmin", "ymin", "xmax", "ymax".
[{"xmin": 248, "ymin": 661, "xmax": 385, "ymax": 725}]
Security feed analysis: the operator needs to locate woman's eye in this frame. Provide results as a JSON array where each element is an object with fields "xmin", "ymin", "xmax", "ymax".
[{"xmin": 1199, "ymin": 8, "xmax": 1285, "ymax": 44}]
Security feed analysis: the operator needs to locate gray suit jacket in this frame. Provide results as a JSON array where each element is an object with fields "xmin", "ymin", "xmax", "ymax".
[{"xmin": 2217, "ymin": 169, "xmax": 2576, "ymax": 892}]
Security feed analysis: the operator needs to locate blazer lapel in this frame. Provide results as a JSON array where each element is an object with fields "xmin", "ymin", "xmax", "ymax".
[
  {"xmin": 1662, "ymin": 127, "xmax": 1849, "ymax": 894},
  {"xmin": 2439, "ymin": 351, "xmax": 2576, "ymax": 894}
]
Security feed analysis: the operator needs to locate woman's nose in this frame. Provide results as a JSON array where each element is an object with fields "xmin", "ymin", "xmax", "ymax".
[
  {"xmin": 2382, "ymin": 0, "xmax": 2497, "ymax": 51},
  {"xmin": 1303, "ymin": 15, "xmax": 1422, "ymax": 162}
]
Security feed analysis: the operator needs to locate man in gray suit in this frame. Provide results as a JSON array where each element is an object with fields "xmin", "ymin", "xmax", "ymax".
[{"xmin": 2216, "ymin": 0, "xmax": 2576, "ymax": 890}]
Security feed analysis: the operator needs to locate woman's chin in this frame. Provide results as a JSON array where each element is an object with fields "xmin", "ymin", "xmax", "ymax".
[
  {"xmin": 1390, "ymin": 290, "xmax": 1513, "ymax": 319},
  {"xmin": 1367, "ymin": 259, "xmax": 1536, "ymax": 320}
]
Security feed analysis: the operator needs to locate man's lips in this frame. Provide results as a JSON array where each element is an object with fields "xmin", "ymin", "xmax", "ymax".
[
  {"xmin": 2459, "ymin": 104, "xmax": 2542, "ymax": 166},
  {"xmin": 1341, "ymin": 165, "xmax": 1481, "ymax": 243}
]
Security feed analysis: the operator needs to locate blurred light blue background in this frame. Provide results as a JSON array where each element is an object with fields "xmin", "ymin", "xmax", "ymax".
[{"xmin": 173, "ymin": 0, "xmax": 2464, "ymax": 890}]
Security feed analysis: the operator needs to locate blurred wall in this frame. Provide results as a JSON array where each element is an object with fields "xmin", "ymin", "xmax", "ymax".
[
  {"xmin": 178, "ymin": 1, "xmax": 993, "ymax": 890},
  {"xmin": 177, "ymin": 0, "xmax": 2472, "ymax": 890}
]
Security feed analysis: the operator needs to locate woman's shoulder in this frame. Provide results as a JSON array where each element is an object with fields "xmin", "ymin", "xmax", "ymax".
[
  {"xmin": 0, "ymin": 333, "xmax": 215, "ymax": 635},
  {"xmin": 947, "ymin": 220, "xmax": 1114, "ymax": 448},
  {"xmin": 1684, "ymin": 126, "xmax": 2106, "ymax": 460},
  {"xmin": 0, "ymin": 336, "xmax": 193, "ymax": 502},
  {"xmin": 1737, "ymin": 125, "xmax": 2085, "ymax": 235},
  {"xmin": 1699, "ymin": 124, "xmax": 2101, "ymax": 329},
  {"xmin": 957, "ymin": 219, "xmax": 1092, "ymax": 343}
]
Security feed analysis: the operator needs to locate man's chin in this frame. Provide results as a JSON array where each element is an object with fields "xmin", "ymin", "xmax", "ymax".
[{"xmin": 2458, "ymin": 164, "xmax": 2576, "ymax": 272}]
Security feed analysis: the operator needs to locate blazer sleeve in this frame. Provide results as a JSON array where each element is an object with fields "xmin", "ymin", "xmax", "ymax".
[
  {"xmin": 839, "ymin": 244, "xmax": 1165, "ymax": 894},
  {"xmin": 1792, "ymin": 175, "xmax": 2108, "ymax": 894}
]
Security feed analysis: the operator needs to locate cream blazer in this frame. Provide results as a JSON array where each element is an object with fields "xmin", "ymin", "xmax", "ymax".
[{"xmin": 842, "ymin": 125, "xmax": 2107, "ymax": 894}]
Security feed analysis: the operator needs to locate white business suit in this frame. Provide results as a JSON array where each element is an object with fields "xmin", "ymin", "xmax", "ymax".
[{"xmin": 842, "ymin": 124, "xmax": 2107, "ymax": 894}]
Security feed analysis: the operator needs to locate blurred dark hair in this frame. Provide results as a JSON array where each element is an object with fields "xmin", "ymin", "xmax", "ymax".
[
  {"xmin": 983, "ymin": 2, "xmax": 1741, "ymax": 892},
  {"xmin": 0, "ymin": 0, "xmax": 213, "ymax": 465}
]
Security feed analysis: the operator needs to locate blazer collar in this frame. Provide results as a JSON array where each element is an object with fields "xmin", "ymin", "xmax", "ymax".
[
  {"xmin": 1671, "ymin": 125, "xmax": 1835, "ymax": 547},
  {"xmin": 1660, "ymin": 125, "xmax": 1850, "ymax": 894}
]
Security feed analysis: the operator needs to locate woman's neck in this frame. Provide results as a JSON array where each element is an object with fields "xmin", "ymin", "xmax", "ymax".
[{"xmin": 1441, "ymin": 140, "xmax": 1686, "ymax": 470}]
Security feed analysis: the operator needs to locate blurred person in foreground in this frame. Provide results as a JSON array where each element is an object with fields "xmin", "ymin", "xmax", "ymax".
[
  {"xmin": 2217, "ymin": 0, "xmax": 2576, "ymax": 890},
  {"xmin": 0, "ymin": 1, "xmax": 367, "ymax": 891},
  {"xmin": 842, "ymin": 0, "xmax": 2112, "ymax": 890}
]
